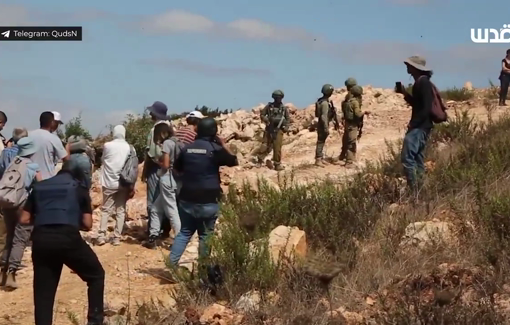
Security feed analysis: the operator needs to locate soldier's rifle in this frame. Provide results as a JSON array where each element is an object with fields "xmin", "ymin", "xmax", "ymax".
[
  {"xmin": 330, "ymin": 101, "xmax": 342, "ymax": 135},
  {"xmin": 357, "ymin": 115, "xmax": 365, "ymax": 141}
]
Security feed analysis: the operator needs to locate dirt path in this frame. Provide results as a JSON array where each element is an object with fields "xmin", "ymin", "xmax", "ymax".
[{"xmin": 0, "ymin": 103, "xmax": 501, "ymax": 324}]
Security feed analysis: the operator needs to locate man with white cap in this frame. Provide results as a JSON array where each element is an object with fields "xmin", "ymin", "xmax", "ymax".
[
  {"xmin": 395, "ymin": 55, "xmax": 436, "ymax": 194},
  {"xmin": 175, "ymin": 111, "xmax": 204, "ymax": 145},
  {"xmin": 50, "ymin": 111, "xmax": 64, "ymax": 133}
]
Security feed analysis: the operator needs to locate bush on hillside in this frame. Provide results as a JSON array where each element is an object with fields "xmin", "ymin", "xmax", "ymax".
[
  {"xmin": 168, "ymin": 105, "xmax": 234, "ymax": 120},
  {"xmin": 440, "ymin": 87, "xmax": 475, "ymax": 101},
  {"xmin": 64, "ymin": 113, "xmax": 92, "ymax": 141},
  {"xmin": 122, "ymin": 113, "xmax": 154, "ymax": 162},
  {"xmin": 168, "ymin": 108, "xmax": 510, "ymax": 323}
]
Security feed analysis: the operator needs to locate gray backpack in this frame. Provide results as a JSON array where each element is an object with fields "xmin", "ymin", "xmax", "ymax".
[
  {"xmin": 119, "ymin": 145, "xmax": 138, "ymax": 187},
  {"xmin": 0, "ymin": 157, "xmax": 30, "ymax": 208}
]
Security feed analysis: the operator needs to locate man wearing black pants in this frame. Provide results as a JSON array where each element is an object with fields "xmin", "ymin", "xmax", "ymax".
[{"xmin": 20, "ymin": 162, "xmax": 105, "ymax": 325}]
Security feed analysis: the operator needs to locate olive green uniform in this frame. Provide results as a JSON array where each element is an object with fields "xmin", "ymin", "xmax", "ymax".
[
  {"xmin": 315, "ymin": 98, "xmax": 334, "ymax": 159},
  {"xmin": 256, "ymin": 90, "xmax": 289, "ymax": 169},
  {"xmin": 315, "ymin": 84, "xmax": 335, "ymax": 165},
  {"xmin": 340, "ymin": 85, "xmax": 364, "ymax": 164}
]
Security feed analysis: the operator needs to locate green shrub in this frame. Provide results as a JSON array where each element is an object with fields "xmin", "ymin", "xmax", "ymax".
[
  {"xmin": 168, "ymin": 110, "xmax": 510, "ymax": 323},
  {"xmin": 122, "ymin": 113, "xmax": 153, "ymax": 162},
  {"xmin": 64, "ymin": 113, "xmax": 92, "ymax": 141},
  {"xmin": 440, "ymin": 87, "xmax": 475, "ymax": 101}
]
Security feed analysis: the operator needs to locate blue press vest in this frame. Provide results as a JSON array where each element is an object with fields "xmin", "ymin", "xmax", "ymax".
[
  {"xmin": 180, "ymin": 139, "xmax": 221, "ymax": 190},
  {"xmin": 33, "ymin": 172, "xmax": 81, "ymax": 228}
]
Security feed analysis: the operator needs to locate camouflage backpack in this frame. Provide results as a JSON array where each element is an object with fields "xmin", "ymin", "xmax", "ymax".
[
  {"xmin": 342, "ymin": 99, "xmax": 354, "ymax": 121},
  {"xmin": 315, "ymin": 98, "xmax": 329, "ymax": 118}
]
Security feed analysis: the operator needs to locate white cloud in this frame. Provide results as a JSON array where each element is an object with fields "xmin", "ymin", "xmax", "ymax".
[
  {"xmin": 135, "ymin": 10, "xmax": 317, "ymax": 46},
  {"xmin": 139, "ymin": 58, "xmax": 272, "ymax": 77},
  {"xmin": 140, "ymin": 10, "xmax": 215, "ymax": 33}
]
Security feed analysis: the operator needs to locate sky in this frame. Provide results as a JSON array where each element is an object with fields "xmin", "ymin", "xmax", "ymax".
[{"xmin": 0, "ymin": 0, "xmax": 509, "ymax": 137}]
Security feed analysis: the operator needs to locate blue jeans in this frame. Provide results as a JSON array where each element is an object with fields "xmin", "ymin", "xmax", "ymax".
[
  {"xmin": 401, "ymin": 128, "xmax": 430, "ymax": 190},
  {"xmin": 169, "ymin": 200, "xmax": 219, "ymax": 266}
]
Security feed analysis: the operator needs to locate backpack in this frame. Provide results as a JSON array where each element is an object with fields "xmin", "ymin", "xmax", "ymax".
[
  {"xmin": 169, "ymin": 136, "xmax": 185, "ymax": 160},
  {"xmin": 418, "ymin": 76, "xmax": 448, "ymax": 124},
  {"xmin": 169, "ymin": 137, "xmax": 185, "ymax": 180},
  {"xmin": 315, "ymin": 98, "xmax": 326, "ymax": 118},
  {"xmin": 342, "ymin": 99, "xmax": 354, "ymax": 121},
  {"xmin": 119, "ymin": 145, "xmax": 138, "ymax": 187},
  {"xmin": 0, "ymin": 157, "xmax": 30, "ymax": 208},
  {"xmin": 430, "ymin": 84, "xmax": 448, "ymax": 123}
]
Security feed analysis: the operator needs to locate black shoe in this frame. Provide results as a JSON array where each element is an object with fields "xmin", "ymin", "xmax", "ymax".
[{"xmin": 143, "ymin": 236, "xmax": 158, "ymax": 249}]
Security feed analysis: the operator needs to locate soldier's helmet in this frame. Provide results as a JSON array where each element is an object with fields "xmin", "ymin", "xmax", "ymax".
[
  {"xmin": 350, "ymin": 85, "xmax": 363, "ymax": 96},
  {"xmin": 321, "ymin": 84, "xmax": 334, "ymax": 96},
  {"xmin": 272, "ymin": 89, "xmax": 284, "ymax": 99},
  {"xmin": 345, "ymin": 77, "xmax": 357, "ymax": 88}
]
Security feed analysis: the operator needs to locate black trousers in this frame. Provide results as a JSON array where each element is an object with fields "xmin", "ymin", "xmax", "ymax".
[
  {"xmin": 501, "ymin": 74, "xmax": 510, "ymax": 104},
  {"xmin": 31, "ymin": 225, "xmax": 105, "ymax": 325}
]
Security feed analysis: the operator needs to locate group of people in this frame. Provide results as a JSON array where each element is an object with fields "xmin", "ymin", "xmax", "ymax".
[
  {"xmin": 0, "ymin": 105, "xmax": 238, "ymax": 324},
  {"xmin": 253, "ymin": 55, "xmax": 450, "ymax": 192},
  {"xmin": 0, "ymin": 52, "xmax": 506, "ymax": 324}
]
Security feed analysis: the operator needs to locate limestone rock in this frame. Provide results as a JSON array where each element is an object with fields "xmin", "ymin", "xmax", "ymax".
[{"xmin": 268, "ymin": 226, "xmax": 307, "ymax": 264}]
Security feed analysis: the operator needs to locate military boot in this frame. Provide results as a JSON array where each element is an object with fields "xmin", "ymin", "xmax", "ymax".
[
  {"xmin": 331, "ymin": 157, "xmax": 342, "ymax": 165},
  {"xmin": 4, "ymin": 268, "xmax": 18, "ymax": 289},
  {"xmin": 274, "ymin": 163, "xmax": 284, "ymax": 171},
  {"xmin": 315, "ymin": 158, "xmax": 325, "ymax": 167},
  {"xmin": 344, "ymin": 162, "xmax": 357, "ymax": 169},
  {"xmin": 0, "ymin": 267, "xmax": 7, "ymax": 286}
]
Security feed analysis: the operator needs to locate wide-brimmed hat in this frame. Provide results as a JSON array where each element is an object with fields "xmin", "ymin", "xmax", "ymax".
[
  {"xmin": 404, "ymin": 55, "xmax": 432, "ymax": 72},
  {"xmin": 147, "ymin": 101, "xmax": 169, "ymax": 120},
  {"xmin": 17, "ymin": 136, "xmax": 38, "ymax": 157},
  {"xmin": 67, "ymin": 135, "xmax": 87, "ymax": 153}
]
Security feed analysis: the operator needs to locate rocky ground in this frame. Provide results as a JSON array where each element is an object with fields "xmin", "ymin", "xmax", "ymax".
[{"xmin": 0, "ymin": 84, "xmax": 506, "ymax": 324}]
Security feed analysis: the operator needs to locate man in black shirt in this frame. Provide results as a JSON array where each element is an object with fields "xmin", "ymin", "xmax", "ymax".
[
  {"xmin": 169, "ymin": 117, "xmax": 238, "ymax": 267},
  {"xmin": 395, "ymin": 55, "xmax": 434, "ymax": 192},
  {"xmin": 20, "ymin": 161, "xmax": 105, "ymax": 325}
]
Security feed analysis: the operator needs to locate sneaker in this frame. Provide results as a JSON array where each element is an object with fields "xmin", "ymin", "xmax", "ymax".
[
  {"xmin": 4, "ymin": 269, "xmax": 17, "ymax": 289},
  {"xmin": 274, "ymin": 164, "xmax": 284, "ymax": 171},
  {"xmin": 111, "ymin": 237, "xmax": 121, "ymax": 246},
  {"xmin": 96, "ymin": 237, "xmax": 107, "ymax": 246}
]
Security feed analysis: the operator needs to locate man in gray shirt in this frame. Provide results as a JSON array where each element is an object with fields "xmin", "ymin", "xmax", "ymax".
[{"xmin": 29, "ymin": 112, "xmax": 69, "ymax": 180}]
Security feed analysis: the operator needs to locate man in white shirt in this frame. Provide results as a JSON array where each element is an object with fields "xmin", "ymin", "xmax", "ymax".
[
  {"xmin": 29, "ymin": 112, "xmax": 69, "ymax": 180},
  {"xmin": 97, "ymin": 125, "xmax": 131, "ymax": 246}
]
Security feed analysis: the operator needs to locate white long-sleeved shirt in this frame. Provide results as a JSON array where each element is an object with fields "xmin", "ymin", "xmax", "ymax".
[{"xmin": 100, "ymin": 138, "xmax": 130, "ymax": 189}]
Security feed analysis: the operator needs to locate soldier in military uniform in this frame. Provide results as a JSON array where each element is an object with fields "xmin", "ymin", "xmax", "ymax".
[
  {"xmin": 314, "ymin": 84, "xmax": 337, "ymax": 166},
  {"xmin": 256, "ymin": 90, "xmax": 290, "ymax": 171},
  {"xmin": 338, "ymin": 85, "xmax": 370, "ymax": 167},
  {"xmin": 344, "ymin": 77, "xmax": 357, "ymax": 100}
]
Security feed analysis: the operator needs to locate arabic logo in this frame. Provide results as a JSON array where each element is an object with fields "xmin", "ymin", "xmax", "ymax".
[{"xmin": 471, "ymin": 24, "xmax": 510, "ymax": 43}]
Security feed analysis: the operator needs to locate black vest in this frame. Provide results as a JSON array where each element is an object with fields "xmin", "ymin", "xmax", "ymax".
[
  {"xmin": 180, "ymin": 139, "xmax": 222, "ymax": 191},
  {"xmin": 33, "ymin": 172, "xmax": 81, "ymax": 228}
]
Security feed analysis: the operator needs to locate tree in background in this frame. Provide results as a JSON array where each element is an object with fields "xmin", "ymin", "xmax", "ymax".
[
  {"xmin": 64, "ymin": 113, "xmax": 92, "ymax": 141},
  {"xmin": 122, "ymin": 112, "xmax": 153, "ymax": 162}
]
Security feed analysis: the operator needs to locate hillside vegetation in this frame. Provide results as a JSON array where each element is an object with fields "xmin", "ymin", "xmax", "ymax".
[{"xmin": 59, "ymin": 84, "xmax": 510, "ymax": 324}]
